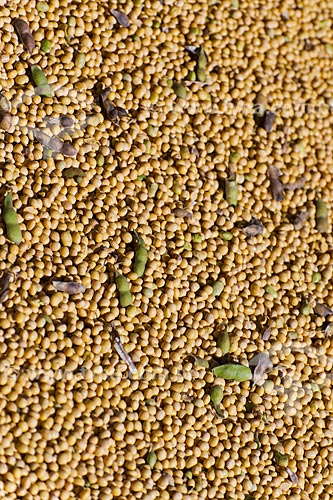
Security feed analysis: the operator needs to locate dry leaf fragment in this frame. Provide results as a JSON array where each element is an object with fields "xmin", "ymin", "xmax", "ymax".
[
  {"xmin": 110, "ymin": 9, "xmax": 130, "ymax": 27},
  {"xmin": 52, "ymin": 281, "xmax": 86, "ymax": 294},
  {"xmin": 249, "ymin": 352, "xmax": 273, "ymax": 385}
]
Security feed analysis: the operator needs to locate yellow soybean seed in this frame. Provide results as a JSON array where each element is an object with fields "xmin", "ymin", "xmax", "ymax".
[
  {"xmin": 3, "ymin": 192, "xmax": 22, "ymax": 244},
  {"xmin": 75, "ymin": 52, "xmax": 86, "ymax": 69},
  {"xmin": 115, "ymin": 272, "xmax": 132, "ymax": 307}
]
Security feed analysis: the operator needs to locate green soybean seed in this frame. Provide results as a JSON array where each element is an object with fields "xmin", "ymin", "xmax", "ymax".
[
  {"xmin": 147, "ymin": 124, "xmax": 158, "ymax": 137},
  {"xmin": 142, "ymin": 287, "xmax": 154, "ymax": 298},
  {"xmin": 212, "ymin": 280, "xmax": 225, "ymax": 297},
  {"xmin": 195, "ymin": 481, "xmax": 203, "ymax": 492},
  {"xmin": 231, "ymin": 0, "xmax": 240, "ymax": 9},
  {"xmin": 172, "ymin": 82, "xmax": 187, "ymax": 99},
  {"xmin": 265, "ymin": 285, "xmax": 278, "ymax": 298},
  {"xmin": 148, "ymin": 183, "xmax": 158, "ymax": 197},
  {"xmin": 115, "ymin": 272, "xmax": 132, "ymax": 307},
  {"xmin": 220, "ymin": 231, "xmax": 233, "ymax": 241},
  {"xmin": 127, "ymin": 305, "xmax": 138, "ymax": 318},
  {"xmin": 217, "ymin": 330, "xmax": 230, "ymax": 355},
  {"xmin": 31, "ymin": 65, "xmax": 52, "ymax": 97},
  {"xmin": 210, "ymin": 385, "xmax": 223, "ymax": 406},
  {"xmin": 316, "ymin": 198, "xmax": 329, "ymax": 233},
  {"xmin": 133, "ymin": 231, "xmax": 148, "ymax": 278},
  {"xmin": 274, "ymin": 451, "xmax": 288, "ymax": 467},
  {"xmin": 96, "ymin": 154, "xmax": 104, "ymax": 167},
  {"xmin": 75, "ymin": 52, "xmax": 86, "ymax": 69},
  {"xmin": 225, "ymin": 175, "xmax": 238, "ymax": 206},
  {"xmin": 143, "ymin": 139, "xmax": 151, "ymax": 153},
  {"xmin": 3, "ymin": 192, "xmax": 22, "ymax": 244},
  {"xmin": 312, "ymin": 271, "xmax": 321, "ymax": 284},
  {"xmin": 41, "ymin": 39, "xmax": 51, "ymax": 53},
  {"xmin": 192, "ymin": 233, "xmax": 203, "ymax": 243},
  {"xmin": 146, "ymin": 450, "xmax": 157, "ymax": 468},
  {"xmin": 183, "ymin": 242, "xmax": 191, "ymax": 251},
  {"xmin": 300, "ymin": 303, "xmax": 312, "ymax": 315},
  {"xmin": 184, "ymin": 471, "xmax": 192, "ymax": 480},
  {"xmin": 229, "ymin": 151, "xmax": 240, "ymax": 163},
  {"xmin": 212, "ymin": 364, "xmax": 252, "ymax": 382},
  {"xmin": 37, "ymin": 2, "xmax": 49, "ymax": 12}
]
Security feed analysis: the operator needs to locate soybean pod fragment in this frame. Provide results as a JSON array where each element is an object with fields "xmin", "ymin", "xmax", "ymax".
[
  {"xmin": 13, "ymin": 19, "xmax": 35, "ymax": 54},
  {"xmin": 115, "ymin": 272, "xmax": 132, "ymax": 307},
  {"xmin": 225, "ymin": 174, "xmax": 238, "ymax": 206},
  {"xmin": 31, "ymin": 65, "xmax": 52, "ymax": 97},
  {"xmin": 133, "ymin": 230, "xmax": 148, "ymax": 278},
  {"xmin": 3, "ymin": 192, "xmax": 22, "ymax": 244},
  {"xmin": 316, "ymin": 198, "xmax": 329, "ymax": 233}
]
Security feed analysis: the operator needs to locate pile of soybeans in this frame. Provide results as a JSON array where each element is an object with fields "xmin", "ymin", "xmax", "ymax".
[{"xmin": 0, "ymin": 0, "xmax": 333, "ymax": 499}]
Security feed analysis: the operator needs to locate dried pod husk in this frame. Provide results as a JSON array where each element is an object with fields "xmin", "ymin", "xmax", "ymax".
[
  {"xmin": 32, "ymin": 128, "xmax": 77, "ymax": 157},
  {"xmin": 262, "ymin": 110, "xmax": 275, "ymax": 132},
  {"xmin": 314, "ymin": 303, "xmax": 333, "ymax": 317},
  {"xmin": 0, "ymin": 271, "xmax": 15, "ymax": 303},
  {"xmin": 110, "ymin": 9, "xmax": 130, "ymax": 27},
  {"xmin": 249, "ymin": 352, "xmax": 273, "ymax": 385},
  {"xmin": 268, "ymin": 166, "xmax": 285, "ymax": 201},
  {"xmin": 52, "ymin": 281, "xmax": 86, "ymax": 294},
  {"xmin": 293, "ymin": 210, "xmax": 309, "ymax": 230},
  {"xmin": 13, "ymin": 18, "xmax": 36, "ymax": 54},
  {"xmin": 283, "ymin": 177, "xmax": 305, "ymax": 191},
  {"xmin": 173, "ymin": 208, "xmax": 193, "ymax": 219},
  {"xmin": 241, "ymin": 218, "xmax": 264, "ymax": 236},
  {"xmin": 0, "ymin": 92, "xmax": 10, "ymax": 112}
]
